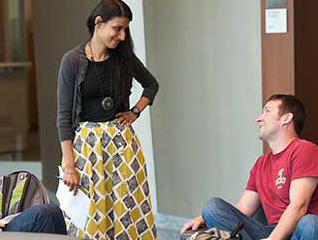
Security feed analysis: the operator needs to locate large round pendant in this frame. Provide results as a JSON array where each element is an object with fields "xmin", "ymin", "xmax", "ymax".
[{"xmin": 101, "ymin": 97, "xmax": 114, "ymax": 111}]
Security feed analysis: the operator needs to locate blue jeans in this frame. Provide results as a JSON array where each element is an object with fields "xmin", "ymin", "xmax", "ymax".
[
  {"xmin": 202, "ymin": 197, "xmax": 318, "ymax": 240},
  {"xmin": 5, "ymin": 204, "xmax": 67, "ymax": 234}
]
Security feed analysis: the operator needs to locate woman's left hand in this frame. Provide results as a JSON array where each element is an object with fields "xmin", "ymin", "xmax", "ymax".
[{"xmin": 115, "ymin": 111, "xmax": 138, "ymax": 126}]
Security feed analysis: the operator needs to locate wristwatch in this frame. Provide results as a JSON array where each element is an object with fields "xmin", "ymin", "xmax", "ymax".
[{"xmin": 131, "ymin": 106, "xmax": 141, "ymax": 118}]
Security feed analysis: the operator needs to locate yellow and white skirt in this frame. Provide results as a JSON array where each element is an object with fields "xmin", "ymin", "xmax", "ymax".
[{"xmin": 62, "ymin": 121, "xmax": 158, "ymax": 240}]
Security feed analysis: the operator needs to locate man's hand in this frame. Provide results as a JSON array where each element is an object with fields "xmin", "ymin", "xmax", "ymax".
[
  {"xmin": 0, "ymin": 219, "xmax": 6, "ymax": 232},
  {"xmin": 180, "ymin": 216, "xmax": 205, "ymax": 234}
]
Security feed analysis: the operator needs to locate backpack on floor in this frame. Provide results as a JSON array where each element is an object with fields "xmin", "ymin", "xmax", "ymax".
[
  {"xmin": 183, "ymin": 221, "xmax": 243, "ymax": 240},
  {"xmin": 0, "ymin": 171, "xmax": 50, "ymax": 219},
  {"xmin": 186, "ymin": 227, "xmax": 240, "ymax": 240}
]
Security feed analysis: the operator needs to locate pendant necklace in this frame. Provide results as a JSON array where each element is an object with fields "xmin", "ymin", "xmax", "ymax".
[{"xmin": 88, "ymin": 42, "xmax": 114, "ymax": 111}]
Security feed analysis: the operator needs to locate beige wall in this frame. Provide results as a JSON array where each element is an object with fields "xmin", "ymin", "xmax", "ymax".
[{"xmin": 143, "ymin": 0, "xmax": 263, "ymax": 217}]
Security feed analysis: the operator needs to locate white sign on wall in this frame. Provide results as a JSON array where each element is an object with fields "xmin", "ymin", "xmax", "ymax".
[{"xmin": 265, "ymin": 8, "xmax": 287, "ymax": 34}]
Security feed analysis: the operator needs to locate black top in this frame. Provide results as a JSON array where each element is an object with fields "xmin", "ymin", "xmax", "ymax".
[
  {"xmin": 80, "ymin": 59, "xmax": 119, "ymax": 122},
  {"xmin": 57, "ymin": 44, "xmax": 159, "ymax": 142}
]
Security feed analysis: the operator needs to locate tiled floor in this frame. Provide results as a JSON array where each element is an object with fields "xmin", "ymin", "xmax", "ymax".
[
  {"xmin": 0, "ymin": 161, "xmax": 42, "ymax": 179},
  {"xmin": 158, "ymin": 228, "xmax": 181, "ymax": 240},
  {"xmin": 155, "ymin": 214, "xmax": 190, "ymax": 240}
]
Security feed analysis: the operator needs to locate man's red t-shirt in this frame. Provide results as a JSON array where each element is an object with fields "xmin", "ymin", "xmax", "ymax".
[{"xmin": 246, "ymin": 138, "xmax": 318, "ymax": 225}]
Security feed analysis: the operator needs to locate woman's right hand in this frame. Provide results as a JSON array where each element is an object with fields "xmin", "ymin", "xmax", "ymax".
[
  {"xmin": 61, "ymin": 140, "xmax": 79, "ymax": 195},
  {"xmin": 63, "ymin": 165, "xmax": 79, "ymax": 195}
]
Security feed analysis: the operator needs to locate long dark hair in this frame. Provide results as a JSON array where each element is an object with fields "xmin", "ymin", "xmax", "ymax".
[{"xmin": 87, "ymin": 0, "xmax": 135, "ymax": 110}]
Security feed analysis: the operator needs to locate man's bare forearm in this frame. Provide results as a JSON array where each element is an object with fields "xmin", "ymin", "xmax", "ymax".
[{"xmin": 269, "ymin": 203, "xmax": 307, "ymax": 240}]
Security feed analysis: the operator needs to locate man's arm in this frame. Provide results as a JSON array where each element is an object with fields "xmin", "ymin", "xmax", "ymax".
[
  {"xmin": 235, "ymin": 190, "xmax": 261, "ymax": 216},
  {"xmin": 268, "ymin": 177, "xmax": 318, "ymax": 240},
  {"xmin": 180, "ymin": 190, "xmax": 260, "ymax": 234}
]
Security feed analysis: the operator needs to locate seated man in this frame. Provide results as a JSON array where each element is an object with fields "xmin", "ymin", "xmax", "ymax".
[
  {"xmin": 1, "ymin": 204, "xmax": 67, "ymax": 234},
  {"xmin": 181, "ymin": 94, "xmax": 318, "ymax": 239}
]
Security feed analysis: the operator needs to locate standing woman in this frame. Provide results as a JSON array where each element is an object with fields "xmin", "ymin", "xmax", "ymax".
[{"xmin": 57, "ymin": 0, "xmax": 159, "ymax": 239}]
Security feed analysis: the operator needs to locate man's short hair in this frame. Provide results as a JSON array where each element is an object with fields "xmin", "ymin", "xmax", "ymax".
[{"xmin": 266, "ymin": 94, "xmax": 306, "ymax": 136}]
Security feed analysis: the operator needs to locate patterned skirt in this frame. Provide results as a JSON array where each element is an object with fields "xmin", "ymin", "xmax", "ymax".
[{"xmin": 61, "ymin": 121, "xmax": 158, "ymax": 240}]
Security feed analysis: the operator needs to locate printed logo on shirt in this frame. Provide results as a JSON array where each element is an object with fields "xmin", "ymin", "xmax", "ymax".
[{"xmin": 275, "ymin": 168, "xmax": 287, "ymax": 189}]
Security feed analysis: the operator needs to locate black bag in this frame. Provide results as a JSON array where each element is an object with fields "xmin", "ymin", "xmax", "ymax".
[{"xmin": 0, "ymin": 171, "xmax": 50, "ymax": 219}]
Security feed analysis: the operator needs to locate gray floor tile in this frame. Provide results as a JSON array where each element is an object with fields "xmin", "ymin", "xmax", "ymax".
[{"xmin": 158, "ymin": 228, "xmax": 180, "ymax": 240}]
